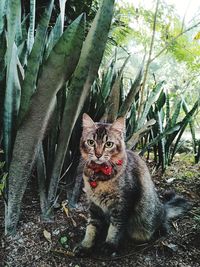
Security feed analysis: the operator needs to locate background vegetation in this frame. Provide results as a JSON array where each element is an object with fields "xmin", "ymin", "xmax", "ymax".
[{"xmin": 0, "ymin": 0, "xmax": 199, "ymax": 235}]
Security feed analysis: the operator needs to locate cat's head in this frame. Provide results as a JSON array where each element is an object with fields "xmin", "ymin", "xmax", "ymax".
[{"xmin": 80, "ymin": 113, "xmax": 126, "ymax": 164}]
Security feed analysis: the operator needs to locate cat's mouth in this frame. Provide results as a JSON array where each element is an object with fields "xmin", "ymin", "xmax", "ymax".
[
  {"xmin": 90, "ymin": 157, "xmax": 107, "ymax": 164},
  {"xmin": 95, "ymin": 159, "xmax": 104, "ymax": 164}
]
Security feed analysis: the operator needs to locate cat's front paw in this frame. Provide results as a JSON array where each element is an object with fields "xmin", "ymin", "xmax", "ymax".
[
  {"xmin": 100, "ymin": 241, "xmax": 118, "ymax": 256},
  {"xmin": 73, "ymin": 244, "xmax": 93, "ymax": 257}
]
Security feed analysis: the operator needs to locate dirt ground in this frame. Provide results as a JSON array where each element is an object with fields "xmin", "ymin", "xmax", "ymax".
[{"xmin": 1, "ymin": 153, "xmax": 200, "ymax": 267}]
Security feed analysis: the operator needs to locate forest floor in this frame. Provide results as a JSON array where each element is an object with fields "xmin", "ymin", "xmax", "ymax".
[{"xmin": 1, "ymin": 153, "xmax": 200, "ymax": 267}]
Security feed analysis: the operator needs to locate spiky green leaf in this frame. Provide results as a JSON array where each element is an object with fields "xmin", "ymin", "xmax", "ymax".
[
  {"xmin": 171, "ymin": 100, "xmax": 199, "ymax": 161},
  {"xmin": 48, "ymin": 0, "xmax": 115, "ymax": 206},
  {"xmin": 182, "ymin": 98, "xmax": 197, "ymax": 155},
  {"xmin": 18, "ymin": 0, "xmax": 54, "ymax": 125},
  {"xmin": 137, "ymin": 81, "xmax": 164, "ymax": 130},
  {"xmin": 6, "ymin": 14, "xmax": 85, "ymax": 235},
  {"xmin": 101, "ymin": 59, "xmax": 116, "ymax": 100},
  {"xmin": 106, "ymin": 55, "xmax": 130, "ymax": 122},
  {"xmin": 45, "ymin": 0, "xmax": 67, "ymax": 59},
  {"xmin": 3, "ymin": 42, "xmax": 21, "ymax": 166},
  {"xmin": 170, "ymin": 99, "xmax": 182, "ymax": 127},
  {"xmin": 119, "ymin": 61, "xmax": 144, "ymax": 117},
  {"xmin": 0, "ymin": 0, "xmax": 7, "ymax": 34},
  {"xmin": 141, "ymin": 124, "xmax": 180, "ymax": 155},
  {"xmin": 27, "ymin": 0, "xmax": 36, "ymax": 53}
]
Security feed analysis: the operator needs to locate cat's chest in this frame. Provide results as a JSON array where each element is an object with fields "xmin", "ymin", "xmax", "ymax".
[{"xmin": 83, "ymin": 175, "xmax": 119, "ymax": 212}]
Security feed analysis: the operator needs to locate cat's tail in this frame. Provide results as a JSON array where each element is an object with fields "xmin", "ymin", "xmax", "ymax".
[{"xmin": 164, "ymin": 191, "xmax": 191, "ymax": 220}]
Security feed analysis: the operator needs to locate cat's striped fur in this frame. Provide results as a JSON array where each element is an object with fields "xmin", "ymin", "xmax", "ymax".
[{"xmin": 75, "ymin": 113, "xmax": 189, "ymax": 255}]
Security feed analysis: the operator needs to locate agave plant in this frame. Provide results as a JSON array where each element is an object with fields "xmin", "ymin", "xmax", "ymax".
[
  {"xmin": 182, "ymin": 98, "xmax": 200, "ymax": 163},
  {"xmin": 140, "ymin": 90, "xmax": 199, "ymax": 170},
  {"xmin": 2, "ymin": 0, "xmax": 115, "ymax": 235},
  {"xmin": 78, "ymin": 61, "xmax": 199, "ymax": 175}
]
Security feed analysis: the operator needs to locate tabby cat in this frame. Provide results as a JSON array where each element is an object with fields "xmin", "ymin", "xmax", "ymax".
[{"xmin": 75, "ymin": 113, "xmax": 189, "ymax": 255}]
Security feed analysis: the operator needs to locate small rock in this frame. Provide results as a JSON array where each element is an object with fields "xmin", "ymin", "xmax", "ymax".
[
  {"xmin": 166, "ymin": 178, "xmax": 175, "ymax": 184},
  {"xmin": 111, "ymin": 252, "xmax": 117, "ymax": 257},
  {"xmin": 53, "ymin": 229, "xmax": 60, "ymax": 235}
]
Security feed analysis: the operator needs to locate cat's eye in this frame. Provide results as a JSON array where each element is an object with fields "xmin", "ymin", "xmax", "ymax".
[
  {"xmin": 105, "ymin": 141, "xmax": 114, "ymax": 148},
  {"xmin": 87, "ymin": 139, "xmax": 95, "ymax": 147}
]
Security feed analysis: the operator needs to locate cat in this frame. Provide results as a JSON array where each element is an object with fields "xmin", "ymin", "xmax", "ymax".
[{"xmin": 74, "ymin": 113, "xmax": 189, "ymax": 256}]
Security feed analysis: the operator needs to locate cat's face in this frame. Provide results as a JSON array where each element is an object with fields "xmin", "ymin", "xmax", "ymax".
[{"xmin": 80, "ymin": 114, "xmax": 126, "ymax": 164}]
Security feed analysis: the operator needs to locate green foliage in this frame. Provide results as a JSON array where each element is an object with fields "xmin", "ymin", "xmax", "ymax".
[
  {"xmin": 90, "ymin": 44, "xmax": 199, "ymax": 169},
  {"xmin": 0, "ymin": 0, "xmax": 199, "ymax": 235},
  {"xmin": 18, "ymin": 0, "xmax": 54, "ymax": 125},
  {"xmin": 106, "ymin": 55, "xmax": 130, "ymax": 121},
  {"xmin": 141, "ymin": 92, "xmax": 199, "ymax": 170},
  {"xmin": 182, "ymin": 98, "xmax": 200, "ymax": 163},
  {"xmin": 3, "ymin": 0, "xmax": 21, "ymax": 166},
  {"xmin": 2, "ymin": 0, "xmax": 115, "ymax": 235},
  {"xmin": 87, "ymin": 54, "xmax": 199, "ymax": 171},
  {"xmin": 47, "ymin": 0, "xmax": 115, "ymax": 208},
  {"xmin": 65, "ymin": 0, "xmax": 99, "ymax": 23},
  {"xmin": 5, "ymin": 12, "xmax": 86, "ymax": 234}
]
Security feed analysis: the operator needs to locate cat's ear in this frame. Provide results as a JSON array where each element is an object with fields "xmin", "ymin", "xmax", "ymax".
[
  {"xmin": 111, "ymin": 117, "xmax": 125, "ymax": 133},
  {"xmin": 82, "ymin": 113, "xmax": 96, "ymax": 129}
]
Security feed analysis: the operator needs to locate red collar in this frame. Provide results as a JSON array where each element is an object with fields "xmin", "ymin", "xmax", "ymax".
[{"xmin": 88, "ymin": 159, "xmax": 123, "ymax": 188}]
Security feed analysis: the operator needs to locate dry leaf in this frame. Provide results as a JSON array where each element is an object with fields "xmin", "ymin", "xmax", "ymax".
[
  {"xmin": 78, "ymin": 213, "xmax": 87, "ymax": 221},
  {"xmin": 43, "ymin": 229, "xmax": 52, "ymax": 243},
  {"xmin": 166, "ymin": 177, "xmax": 175, "ymax": 184},
  {"xmin": 62, "ymin": 202, "xmax": 70, "ymax": 217},
  {"xmin": 62, "ymin": 201, "xmax": 77, "ymax": 227},
  {"xmin": 71, "ymin": 217, "xmax": 77, "ymax": 227},
  {"xmin": 194, "ymin": 32, "xmax": 200, "ymax": 40},
  {"xmin": 172, "ymin": 221, "xmax": 178, "ymax": 231},
  {"xmin": 162, "ymin": 241, "xmax": 178, "ymax": 252},
  {"xmin": 51, "ymin": 248, "xmax": 75, "ymax": 257}
]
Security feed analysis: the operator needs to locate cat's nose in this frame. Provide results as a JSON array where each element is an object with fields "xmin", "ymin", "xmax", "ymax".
[{"xmin": 95, "ymin": 153, "xmax": 102, "ymax": 159}]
